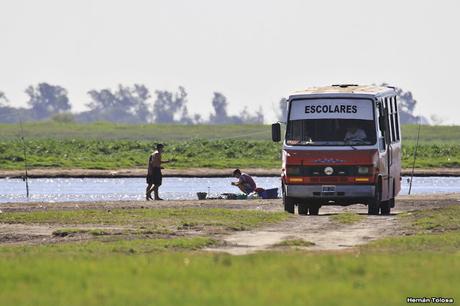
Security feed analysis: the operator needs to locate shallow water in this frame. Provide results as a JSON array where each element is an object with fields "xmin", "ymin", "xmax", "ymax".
[{"xmin": 1, "ymin": 176, "xmax": 460, "ymax": 203}]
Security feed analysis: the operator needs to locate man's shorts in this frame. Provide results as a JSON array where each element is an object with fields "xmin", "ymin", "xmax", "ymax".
[
  {"xmin": 241, "ymin": 183, "xmax": 255, "ymax": 194},
  {"xmin": 146, "ymin": 167, "xmax": 162, "ymax": 186}
]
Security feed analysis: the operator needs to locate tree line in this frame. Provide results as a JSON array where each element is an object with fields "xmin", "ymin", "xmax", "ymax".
[
  {"xmin": 0, "ymin": 83, "xmax": 422, "ymax": 124},
  {"xmin": 0, "ymin": 83, "xmax": 264, "ymax": 124}
]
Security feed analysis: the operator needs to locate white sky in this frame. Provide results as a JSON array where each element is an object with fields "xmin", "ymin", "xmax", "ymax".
[{"xmin": 1, "ymin": 0, "xmax": 459, "ymax": 124}]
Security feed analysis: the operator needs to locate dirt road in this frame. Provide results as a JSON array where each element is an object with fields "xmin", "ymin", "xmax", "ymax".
[
  {"xmin": 1, "ymin": 194, "xmax": 459, "ymax": 253},
  {"xmin": 207, "ymin": 194, "xmax": 460, "ymax": 254},
  {"xmin": 206, "ymin": 212, "xmax": 398, "ymax": 255}
]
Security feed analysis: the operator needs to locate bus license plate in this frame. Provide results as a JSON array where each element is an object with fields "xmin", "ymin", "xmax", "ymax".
[{"xmin": 322, "ymin": 185, "xmax": 336, "ymax": 193}]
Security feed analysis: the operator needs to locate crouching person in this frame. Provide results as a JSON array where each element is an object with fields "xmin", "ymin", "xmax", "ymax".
[{"xmin": 231, "ymin": 169, "xmax": 256, "ymax": 194}]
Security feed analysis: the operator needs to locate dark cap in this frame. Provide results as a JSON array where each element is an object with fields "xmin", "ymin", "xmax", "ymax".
[
  {"xmin": 233, "ymin": 169, "xmax": 241, "ymax": 176},
  {"xmin": 156, "ymin": 143, "xmax": 164, "ymax": 149}
]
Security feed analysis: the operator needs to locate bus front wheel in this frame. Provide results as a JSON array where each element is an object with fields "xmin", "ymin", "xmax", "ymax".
[
  {"xmin": 368, "ymin": 182, "xmax": 381, "ymax": 215},
  {"xmin": 283, "ymin": 195, "xmax": 295, "ymax": 214},
  {"xmin": 298, "ymin": 202, "xmax": 320, "ymax": 215},
  {"xmin": 282, "ymin": 185, "xmax": 295, "ymax": 214}
]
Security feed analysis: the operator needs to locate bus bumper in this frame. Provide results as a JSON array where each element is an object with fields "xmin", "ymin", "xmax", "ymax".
[{"xmin": 286, "ymin": 184, "xmax": 375, "ymax": 199}]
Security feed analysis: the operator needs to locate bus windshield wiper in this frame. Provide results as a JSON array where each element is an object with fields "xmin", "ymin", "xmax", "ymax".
[{"xmin": 344, "ymin": 141, "xmax": 359, "ymax": 150}]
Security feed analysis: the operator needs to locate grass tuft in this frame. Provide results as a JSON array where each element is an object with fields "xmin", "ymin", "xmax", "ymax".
[
  {"xmin": 273, "ymin": 238, "xmax": 315, "ymax": 247},
  {"xmin": 330, "ymin": 213, "xmax": 364, "ymax": 225},
  {"xmin": 0, "ymin": 208, "xmax": 288, "ymax": 231},
  {"xmin": 401, "ymin": 205, "xmax": 460, "ymax": 233}
]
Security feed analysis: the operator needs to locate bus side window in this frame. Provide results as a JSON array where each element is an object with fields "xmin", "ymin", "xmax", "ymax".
[
  {"xmin": 388, "ymin": 97, "xmax": 396, "ymax": 143},
  {"xmin": 382, "ymin": 100, "xmax": 391, "ymax": 146},
  {"xmin": 377, "ymin": 100, "xmax": 386, "ymax": 150},
  {"xmin": 383, "ymin": 98, "xmax": 393, "ymax": 143},
  {"xmin": 394, "ymin": 97, "xmax": 400, "ymax": 141}
]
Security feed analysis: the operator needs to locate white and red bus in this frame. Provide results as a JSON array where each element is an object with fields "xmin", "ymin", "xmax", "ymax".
[{"xmin": 272, "ymin": 85, "xmax": 401, "ymax": 215}]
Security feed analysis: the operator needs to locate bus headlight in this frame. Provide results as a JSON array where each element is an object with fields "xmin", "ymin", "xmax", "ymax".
[
  {"xmin": 324, "ymin": 167, "xmax": 334, "ymax": 176},
  {"xmin": 357, "ymin": 166, "xmax": 370, "ymax": 175}
]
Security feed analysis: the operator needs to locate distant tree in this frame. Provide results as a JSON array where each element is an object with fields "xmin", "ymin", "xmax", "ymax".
[
  {"xmin": 82, "ymin": 84, "xmax": 151, "ymax": 123},
  {"xmin": 278, "ymin": 98, "xmax": 287, "ymax": 122},
  {"xmin": 239, "ymin": 106, "xmax": 264, "ymax": 124},
  {"xmin": 0, "ymin": 106, "xmax": 34, "ymax": 123},
  {"xmin": 393, "ymin": 87, "xmax": 417, "ymax": 117},
  {"xmin": 209, "ymin": 92, "xmax": 229, "ymax": 124},
  {"xmin": 152, "ymin": 86, "xmax": 192, "ymax": 123},
  {"xmin": 87, "ymin": 89, "xmax": 117, "ymax": 110},
  {"xmin": 117, "ymin": 84, "xmax": 151, "ymax": 123},
  {"xmin": 25, "ymin": 83, "xmax": 70, "ymax": 120},
  {"xmin": 193, "ymin": 114, "xmax": 203, "ymax": 124},
  {"xmin": 179, "ymin": 106, "xmax": 194, "ymax": 124},
  {"xmin": 209, "ymin": 92, "xmax": 265, "ymax": 124},
  {"xmin": 380, "ymin": 83, "xmax": 425, "ymax": 124},
  {"xmin": 0, "ymin": 91, "xmax": 8, "ymax": 106}
]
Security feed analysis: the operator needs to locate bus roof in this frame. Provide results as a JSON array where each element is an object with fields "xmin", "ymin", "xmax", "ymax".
[{"xmin": 289, "ymin": 85, "xmax": 395, "ymax": 99}]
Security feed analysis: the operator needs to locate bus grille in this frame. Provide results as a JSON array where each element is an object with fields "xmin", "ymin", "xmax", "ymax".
[{"xmin": 310, "ymin": 177, "xmax": 348, "ymax": 183}]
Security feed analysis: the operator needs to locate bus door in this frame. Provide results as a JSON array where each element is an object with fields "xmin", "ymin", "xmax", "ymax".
[
  {"xmin": 378, "ymin": 99, "xmax": 391, "ymax": 201},
  {"xmin": 386, "ymin": 105, "xmax": 394, "ymax": 201},
  {"xmin": 381, "ymin": 96, "xmax": 399, "ymax": 201},
  {"xmin": 387, "ymin": 96, "xmax": 401, "ymax": 198}
]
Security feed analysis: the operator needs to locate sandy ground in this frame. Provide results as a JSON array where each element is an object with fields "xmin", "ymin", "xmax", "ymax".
[
  {"xmin": 1, "ymin": 167, "xmax": 460, "ymax": 178},
  {"xmin": 1, "ymin": 194, "xmax": 460, "ymax": 254},
  {"xmin": 207, "ymin": 213, "xmax": 398, "ymax": 255}
]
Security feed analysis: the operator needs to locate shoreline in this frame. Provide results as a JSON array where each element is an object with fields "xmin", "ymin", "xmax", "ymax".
[
  {"xmin": 1, "ymin": 194, "xmax": 459, "ymax": 213},
  {"xmin": 1, "ymin": 167, "xmax": 460, "ymax": 178}
]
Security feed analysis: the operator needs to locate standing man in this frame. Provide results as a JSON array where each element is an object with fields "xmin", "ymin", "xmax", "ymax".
[
  {"xmin": 146, "ymin": 144, "xmax": 170, "ymax": 201},
  {"xmin": 231, "ymin": 169, "xmax": 257, "ymax": 194}
]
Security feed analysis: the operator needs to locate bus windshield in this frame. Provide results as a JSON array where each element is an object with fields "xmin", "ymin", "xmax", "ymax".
[
  {"xmin": 286, "ymin": 118, "xmax": 376, "ymax": 146},
  {"xmin": 285, "ymin": 98, "xmax": 377, "ymax": 146}
]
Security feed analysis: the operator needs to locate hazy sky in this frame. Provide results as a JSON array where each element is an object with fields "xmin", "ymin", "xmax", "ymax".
[{"xmin": 1, "ymin": 0, "xmax": 459, "ymax": 124}]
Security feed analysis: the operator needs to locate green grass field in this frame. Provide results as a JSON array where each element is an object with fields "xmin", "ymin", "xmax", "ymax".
[
  {"xmin": 0, "ymin": 122, "xmax": 272, "ymax": 141},
  {"xmin": 1, "ymin": 205, "xmax": 459, "ymax": 306},
  {"xmin": 0, "ymin": 138, "xmax": 281, "ymax": 169},
  {"xmin": 1, "ymin": 122, "xmax": 459, "ymax": 142},
  {"xmin": 1, "ymin": 246, "xmax": 458, "ymax": 306},
  {"xmin": 0, "ymin": 208, "xmax": 288, "ymax": 232},
  {"xmin": 1, "ymin": 122, "xmax": 459, "ymax": 170}
]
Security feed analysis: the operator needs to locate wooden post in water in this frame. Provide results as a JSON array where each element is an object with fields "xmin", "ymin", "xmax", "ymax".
[
  {"xmin": 408, "ymin": 117, "xmax": 421, "ymax": 195},
  {"xmin": 19, "ymin": 118, "xmax": 30, "ymax": 199}
]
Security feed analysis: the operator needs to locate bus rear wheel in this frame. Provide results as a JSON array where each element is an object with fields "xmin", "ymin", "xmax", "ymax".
[
  {"xmin": 380, "ymin": 198, "xmax": 393, "ymax": 215},
  {"xmin": 298, "ymin": 203, "xmax": 308, "ymax": 215},
  {"xmin": 298, "ymin": 202, "xmax": 320, "ymax": 215},
  {"xmin": 308, "ymin": 205, "xmax": 320, "ymax": 215},
  {"xmin": 380, "ymin": 202, "xmax": 390, "ymax": 215}
]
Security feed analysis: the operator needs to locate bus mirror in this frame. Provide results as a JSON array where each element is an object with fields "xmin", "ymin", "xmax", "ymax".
[{"xmin": 272, "ymin": 123, "xmax": 281, "ymax": 142}]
